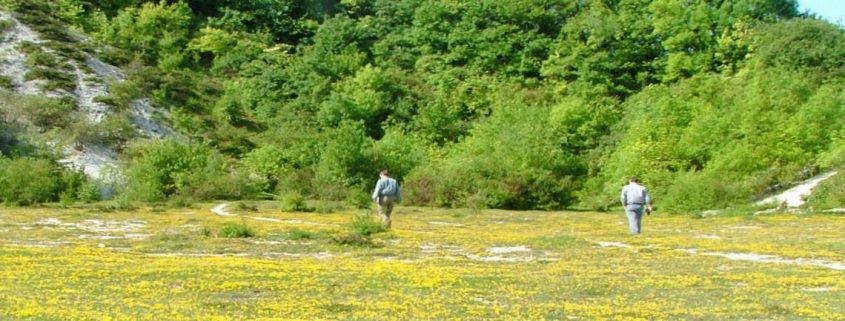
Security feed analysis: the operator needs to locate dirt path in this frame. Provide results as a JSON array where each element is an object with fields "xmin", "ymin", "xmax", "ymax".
[
  {"xmin": 758, "ymin": 171, "xmax": 838, "ymax": 208},
  {"xmin": 211, "ymin": 203, "xmax": 234, "ymax": 216}
]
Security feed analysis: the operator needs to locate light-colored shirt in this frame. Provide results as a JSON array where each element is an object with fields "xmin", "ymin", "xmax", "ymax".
[
  {"xmin": 621, "ymin": 183, "xmax": 651, "ymax": 206},
  {"xmin": 372, "ymin": 177, "xmax": 401, "ymax": 202}
]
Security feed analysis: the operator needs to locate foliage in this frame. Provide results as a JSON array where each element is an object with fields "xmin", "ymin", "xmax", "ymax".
[
  {"xmin": 5, "ymin": 0, "xmax": 845, "ymax": 212},
  {"xmin": 0, "ymin": 157, "xmax": 61, "ymax": 205},
  {"xmin": 349, "ymin": 212, "xmax": 386, "ymax": 237},
  {"xmin": 279, "ymin": 191, "xmax": 308, "ymax": 212},
  {"xmin": 0, "ymin": 76, "xmax": 12, "ymax": 90},
  {"xmin": 121, "ymin": 139, "xmax": 256, "ymax": 202},
  {"xmin": 218, "ymin": 222, "xmax": 255, "ymax": 238}
]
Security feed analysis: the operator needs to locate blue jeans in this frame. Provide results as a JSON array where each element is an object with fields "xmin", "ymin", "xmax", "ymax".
[{"xmin": 625, "ymin": 204, "xmax": 644, "ymax": 234}]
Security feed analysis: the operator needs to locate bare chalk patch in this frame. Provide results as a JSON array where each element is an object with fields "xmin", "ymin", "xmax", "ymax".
[
  {"xmin": 428, "ymin": 221, "xmax": 464, "ymax": 226},
  {"xmin": 488, "ymin": 246, "xmax": 531, "ymax": 254},
  {"xmin": 726, "ymin": 225, "xmax": 761, "ymax": 230},
  {"xmin": 211, "ymin": 203, "xmax": 234, "ymax": 216},
  {"xmin": 35, "ymin": 218, "xmax": 148, "ymax": 240},
  {"xmin": 703, "ymin": 252, "xmax": 845, "ymax": 271},
  {"xmin": 37, "ymin": 218, "xmax": 145, "ymax": 232},
  {"xmin": 5, "ymin": 241, "xmax": 73, "ymax": 248},
  {"xmin": 802, "ymin": 287, "xmax": 834, "ymax": 292},
  {"xmin": 696, "ymin": 235, "xmax": 722, "ymax": 239},
  {"xmin": 757, "ymin": 171, "xmax": 838, "ymax": 208},
  {"xmin": 597, "ymin": 241, "xmax": 633, "ymax": 249},
  {"xmin": 145, "ymin": 251, "xmax": 335, "ymax": 260},
  {"xmin": 250, "ymin": 217, "xmax": 334, "ymax": 226},
  {"xmin": 466, "ymin": 254, "xmax": 538, "ymax": 262},
  {"xmin": 678, "ymin": 248, "xmax": 845, "ymax": 271}
]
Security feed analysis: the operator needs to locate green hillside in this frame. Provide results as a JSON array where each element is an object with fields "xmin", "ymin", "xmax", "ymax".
[{"xmin": 1, "ymin": 0, "xmax": 844, "ymax": 213}]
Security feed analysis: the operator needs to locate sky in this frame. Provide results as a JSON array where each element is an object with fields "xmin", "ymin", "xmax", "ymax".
[{"xmin": 798, "ymin": 0, "xmax": 845, "ymax": 26}]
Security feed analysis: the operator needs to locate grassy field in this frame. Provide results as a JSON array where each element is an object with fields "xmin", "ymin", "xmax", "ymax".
[{"xmin": 0, "ymin": 203, "xmax": 843, "ymax": 320}]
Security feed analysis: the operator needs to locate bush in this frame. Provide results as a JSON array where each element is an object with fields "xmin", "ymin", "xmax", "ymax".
[
  {"xmin": 331, "ymin": 232, "xmax": 378, "ymax": 247},
  {"xmin": 286, "ymin": 228, "xmax": 319, "ymax": 240},
  {"xmin": 0, "ymin": 75, "xmax": 12, "ymax": 90},
  {"xmin": 25, "ymin": 67, "xmax": 76, "ymax": 92},
  {"xmin": 219, "ymin": 223, "xmax": 255, "ymax": 238},
  {"xmin": 806, "ymin": 171, "xmax": 845, "ymax": 210},
  {"xmin": 0, "ymin": 19, "xmax": 12, "ymax": 32},
  {"xmin": 349, "ymin": 212, "xmax": 385, "ymax": 237},
  {"xmin": 121, "ymin": 139, "xmax": 258, "ymax": 202},
  {"xmin": 0, "ymin": 157, "xmax": 61, "ymax": 205},
  {"xmin": 279, "ymin": 192, "xmax": 308, "ymax": 212},
  {"xmin": 12, "ymin": 95, "xmax": 76, "ymax": 129},
  {"xmin": 344, "ymin": 187, "xmax": 372, "ymax": 210},
  {"xmin": 314, "ymin": 201, "xmax": 342, "ymax": 214}
]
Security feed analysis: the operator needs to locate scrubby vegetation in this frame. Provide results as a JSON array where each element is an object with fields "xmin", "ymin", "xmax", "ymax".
[{"xmin": 1, "ymin": 0, "xmax": 844, "ymax": 213}]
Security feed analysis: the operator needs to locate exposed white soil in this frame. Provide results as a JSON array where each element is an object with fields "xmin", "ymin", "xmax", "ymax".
[
  {"xmin": 726, "ymin": 225, "xmax": 761, "ymax": 230},
  {"xmin": 697, "ymin": 251, "xmax": 845, "ymax": 271},
  {"xmin": 597, "ymin": 240, "xmax": 845, "ymax": 271},
  {"xmin": 420, "ymin": 243, "xmax": 553, "ymax": 262},
  {"xmin": 211, "ymin": 203, "xmax": 234, "ymax": 216},
  {"xmin": 145, "ymin": 251, "xmax": 335, "ymax": 259},
  {"xmin": 36, "ymin": 217, "xmax": 145, "ymax": 233},
  {"xmin": 0, "ymin": 11, "xmax": 44, "ymax": 96},
  {"xmin": 465, "ymin": 254, "xmax": 542, "ymax": 262},
  {"xmin": 488, "ymin": 246, "xmax": 531, "ymax": 254},
  {"xmin": 802, "ymin": 287, "xmax": 834, "ymax": 292},
  {"xmin": 757, "ymin": 171, "xmax": 838, "ymax": 208},
  {"xmin": 596, "ymin": 241, "xmax": 633, "ymax": 248},
  {"xmin": 428, "ymin": 221, "xmax": 464, "ymax": 226},
  {"xmin": 4, "ymin": 240, "xmax": 73, "ymax": 247},
  {"xmin": 77, "ymin": 233, "xmax": 150, "ymax": 240},
  {"xmin": 58, "ymin": 145, "xmax": 117, "ymax": 180},
  {"xmin": 695, "ymin": 235, "xmax": 722, "ymax": 239},
  {"xmin": 0, "ymin": 10, "xmax": 174, "ymax": 180}
]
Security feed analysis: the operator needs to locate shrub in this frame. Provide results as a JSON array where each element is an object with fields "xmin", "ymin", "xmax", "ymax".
[
  {"xmin": 279, "ymin": 192, "xmax": 308, "ymax": 212},
  {"xmin": 349, "ymin": 212, "xmax": 385, "ymax": 237},
  {"xmin": 0, "ymin": 19, "xmax": 12, "ymax": 32},
  {"xmin": 344, "ymin": 187, "xmax": 372, "ymax": 210},
  {"xmin": 241, "ymin": 145, "xmax": 289, "ymax": 193},
  {"xmin": 0, "ymin": 157, "xmax": 61, "ymax": 205},
  {"xmin": 13, "ymin": 95, "xmax": 75, "ymax": 129},
  {"xmin": 0, "ymin": 75, "xmax": 13, "ymax": 90},
  {"xmin": 331, "ymin": 232, "xmax": 377, "ymax": 247},
  {"xmin": 122, "ymin": 139, "xmax": 253, "ymax": 202},
  {"xmin": 219, "ymin": 223, "xmax": 255, "ymax": 238},
  {"xmin": 806, "ymin": 171, "xmax": 845, "ymax": 210},
  {"xmin": 236, "ymin": 201, "xmax": 258, "ymax": 212},
  {"xmin": 25, "ymin": 67, "xmax": 76, "ymax": 92},
  {"xmin": 314, "ymin": 201, "xmax": 342, "ymax": 214},
  {"xmin": 286, "ymin": 229, "xmax": 319, "ymax": 240}
]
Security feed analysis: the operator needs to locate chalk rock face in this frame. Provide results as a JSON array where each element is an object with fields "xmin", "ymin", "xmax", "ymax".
[{"xmin": 0, "ymin": 10, "xmax": 173, "ymax": 181}]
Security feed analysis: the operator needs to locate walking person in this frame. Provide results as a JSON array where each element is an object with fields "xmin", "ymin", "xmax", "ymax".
[
  {"xmin": 620, "ymin": 176, "xmax": 652, "ymax": 234},
  {"xmin": 372, "ymin": 170, "xmax": 401, "ymax": 229}
]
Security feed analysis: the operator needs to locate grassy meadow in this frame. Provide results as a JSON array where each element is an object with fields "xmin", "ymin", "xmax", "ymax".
[{"xmin": 0, "ymin": 203, "xmax": 843, "ymax": 320}]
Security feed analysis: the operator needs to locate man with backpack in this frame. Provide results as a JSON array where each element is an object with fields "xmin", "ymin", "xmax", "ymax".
[
  {"xmin": 372, "ymin": 170, "xmax": 401, "ymax": 229},
  {"xmin": 620, "ymin": 176, "xmax": 653, "ymax": 234}
]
